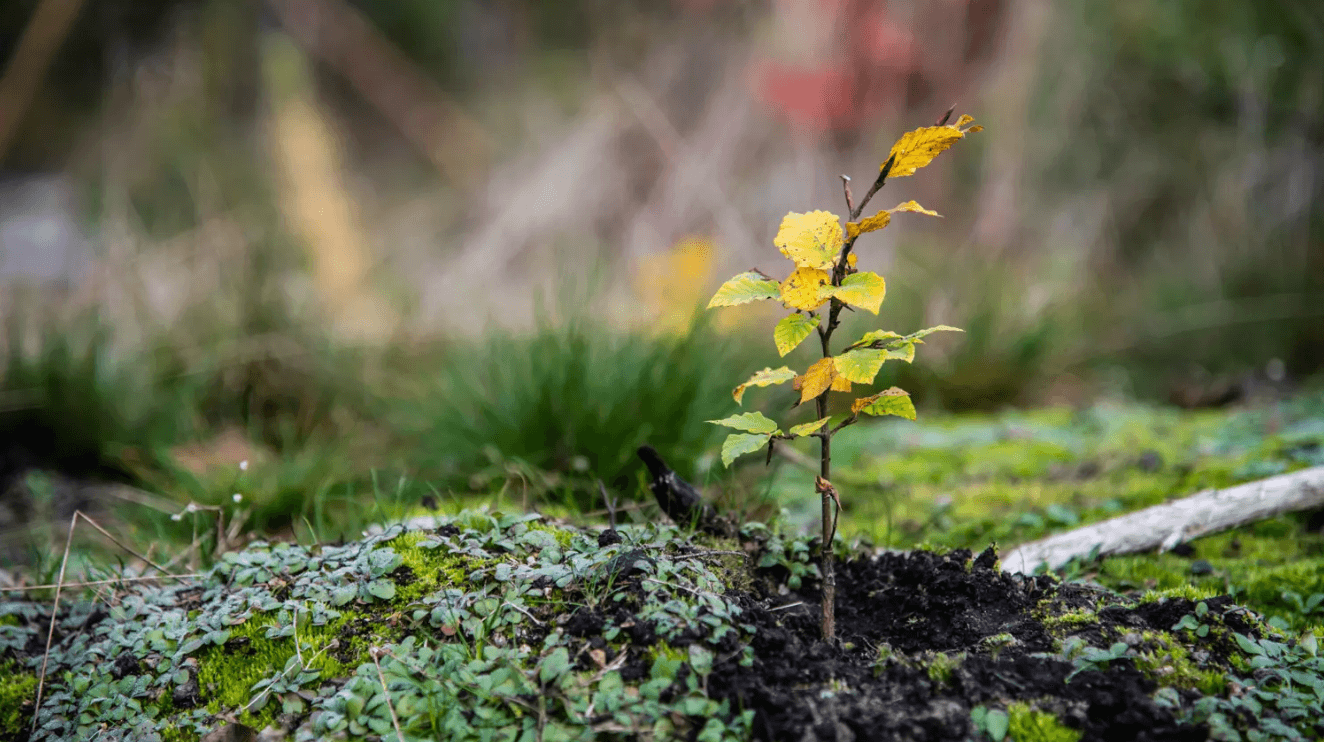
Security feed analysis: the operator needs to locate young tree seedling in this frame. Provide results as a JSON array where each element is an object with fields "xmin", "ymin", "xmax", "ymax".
[{"xmin": 706, "ymin": 110, "xmax": 981, "ymax": 640}]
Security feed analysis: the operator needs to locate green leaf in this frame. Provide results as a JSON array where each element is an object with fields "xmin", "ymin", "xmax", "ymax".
[
  {"xmin": 824, "ymin": 272, "xmax": 886, "ymax": 314},
  {"xmin": 774, "ymin": 313, "xmax": 819, "ymax": 356},
  {"xmin": 540, "ymin": 647, "xmax": 572, "ymax": 684},
  {"xmin": 720, "ymin": 433, "xmax": 772, "ymax": 467},
  {"xmin": 1233, "ymin": 633, "xmax": 1265, "ymax": 656},
  {"xmin": 708, "ymin": 272, "xmax": 781, "ymax": 307},
  {"xmin": 834, "ymin": 348, "xmax": 886, "ymax": 384},
  {"xmin": 789, "ymin": 419, "xmax": 828, "ymax": 437},
  {"xmin": 366, "ymin": 579, "xmax": 396, "ymax": 601},
  {"xmin": 707, "ymin": 411, "xmax": 780, "ymax": 435},
  {"xmin": 853, "ymin": 388, "xmax": 916, "ymax": 420},
  {"xmin": 899, "ymin": 324, "xmax": 963, "ymax": 344},
  {"xmin": 985, "ymin": 709, "xmax": 1009, "ymax": 742}
]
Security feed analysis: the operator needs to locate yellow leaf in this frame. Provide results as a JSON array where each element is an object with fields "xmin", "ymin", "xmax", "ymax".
[
  {"xmin": 773, "ymin": 314, "xmax": 819, "ymax": 357},
  {"xmin": 707, "ymin": 271, "xmax": 782, "ymax": 308},
  {"xmin": 851, "ymin": 387, "xmax": 916, "ymax": 420},
  {"xmin": 830, "ymin": 374, "xmax": 852, "ymax": 393},
  {"xmin": 794, "ymin": 358, "xmax": 837, "ymax": 405},
  {"xmin": 846, "ymin": 211, "xmax": 889, "ymax": 241},
  {"xmin": 780, "ymin": 267, "xmax": 831, "ymax": 312},
  {"xmin": 847, "ymin": 252, "xmax": 857, "ymax": 269},
  {"xmin": 774, "ymin": 211, "xmax": 842, "ymax": 270},
  {"xmin": 823, "ymin": 272, "xmax": 886, "ymax": 314},
  {"xmin": 846, "ymin": 201, "xmax": 940, "ymax": 241},
  {"xmin": 789, "ymin": 418, "xmax": 828, "ymax": 437},
  {"xmin": 889, "ymin": 200, "xmax": 941, "ymax": 217},
  {"xmin": 733, "ymin": 366, "xmax": 797, "ymax": 405},
  {"xmin": 884, "ymin": 115, "xmax": 980, "ymax": 178}
]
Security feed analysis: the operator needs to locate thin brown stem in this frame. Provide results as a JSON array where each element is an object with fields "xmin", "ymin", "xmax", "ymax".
[
  {"xmin": 816, "ymin": 393, "xmax": 836, "ymax": 641},
  {"xmin": 850, "ymin": 153, "xmax": 896, "ymax": 222}
]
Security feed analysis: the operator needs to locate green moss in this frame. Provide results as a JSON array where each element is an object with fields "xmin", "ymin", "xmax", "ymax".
[
  {"xmin": 1130, "ymin": 631, "xmax": 1227, "ymax": 695},
  {"xmin": 0, "ymin": 660, "xmax": 36, "ymax": 735},
  {"xmin": 1006, "ymin": 701, "xmax": 1082, "ymax": 742},
  {"xmin": 195, "ymin": 611, "xmax": 356, "ymax": 729},
  {"xmin": 1137, "ymin": 585, "xmax": 1221, "ymax": 604},
  {"xmin": 1040, "ymin": 607, "xmax": 1099, "ymax": 637},
  {"xmin": 524, "ymin": 521, "xmax": 575, "ymax": 549},
  {"xmin": 1095, "ymin": 525, "xmax": 1324, "ymax": 630},
  {"xmin": 923, "ymin": 651, "xmax": 964, "ymax": 687},
  {"xmin": 384, "ymin": 529, "xmax": 498, "ymax": 605}
]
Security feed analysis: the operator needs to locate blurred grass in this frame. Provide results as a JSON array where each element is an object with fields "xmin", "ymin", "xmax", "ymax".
[{"xmin": 398, "ymin": 306, "xmax": 767, "ymax": 507}]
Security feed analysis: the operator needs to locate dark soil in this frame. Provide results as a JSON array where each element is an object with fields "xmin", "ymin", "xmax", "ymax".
[{"xmin": 687, "ymin": 547, "xmax": 1216, "ymax": 742}]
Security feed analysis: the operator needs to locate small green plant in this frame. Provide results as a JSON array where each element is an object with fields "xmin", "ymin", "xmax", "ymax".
[{"xmin": 705, "ymin": 111, "xmax": 980, "ymax": 639}]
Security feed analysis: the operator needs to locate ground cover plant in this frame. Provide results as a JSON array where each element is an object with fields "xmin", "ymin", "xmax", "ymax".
[
  {"xmin": 706, "ymin": 109, "xmax": 978, "ymax": 638},
  {"xmin": 2, "ymin": 485, "xmax": 1322, "ymax": 742}
]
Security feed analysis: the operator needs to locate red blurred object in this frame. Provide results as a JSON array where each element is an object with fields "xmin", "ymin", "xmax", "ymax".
[{"xmin": 753, "ymin": 0, "xmax": 920, "ymax": 134}]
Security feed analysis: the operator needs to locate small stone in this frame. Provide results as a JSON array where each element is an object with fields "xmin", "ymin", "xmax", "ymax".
[
  {"xmin": 598, "ymin": 528, "xmax": 623, "ymax": 547},
  {"xmin": 1190, "ymin": 559, "xmax": 1214, "ymax": 575}
]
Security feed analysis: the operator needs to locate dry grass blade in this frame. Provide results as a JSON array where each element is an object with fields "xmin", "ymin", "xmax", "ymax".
[
  {"xmin": 3, "ymin": 573, "xmax": 202, "ymax": 592},
  {"xmin": 30, "ymin": 509, "xmax": 187, "ymax": 731},
  {"xmin": 31, "ymin": 510, "xmax": 77, "ymax": 732},
  {"xmin": 370, "ymin": 647, "xmax": 405, "ymax": 742}
]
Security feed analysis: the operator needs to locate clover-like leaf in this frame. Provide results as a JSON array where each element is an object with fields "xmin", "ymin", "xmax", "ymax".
[
  {"xmin": 540, "ymin": 647, "xmax": 572, "ymax": 684},
  {"xmin": 851, "ymin": 387, "xmax": 916, "ymax": 420},
  {"xmin": 774, "ymin": 211, "xmax": 841, "ymax": 270},
  {"xmin": 774, "ymin": 313, "xmax": 819, "ymax": 356},
  {"xmin": 707, "ymin": 411, "xmax": 780, "ymax": 435},
  {"xmin": 733, "ymin": 366, "xmax": 797, "ymax": 405},
  {"xmin": 708, "ymin": 272, "xmax": 781, "ymax": 307},
  {"xmin": 789, "ymin": 418, "xmax": 828, "ymax": 437},
  {"xmin": 720, "ymin": 433, "xmax": 772, "ymax": 467},
  {"xmin": 780, "ymin": 267, "xmax": 831, "ymax": 311},
  {"xmin": 884, "ymin": 116, "xmax": 981, "ymax": 178},
  {"xmin": 366, "ymin": 579, "xmax": 396, "ymax": 601},
  {"xmin": 824, "ymin": 272, "xmax": 886, "ymax": 314}
]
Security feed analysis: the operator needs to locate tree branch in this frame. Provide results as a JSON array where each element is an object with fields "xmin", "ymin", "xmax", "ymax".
[{"xmin": 1002, "ymin": 465, "xmax": 1324, "ymax": 574}]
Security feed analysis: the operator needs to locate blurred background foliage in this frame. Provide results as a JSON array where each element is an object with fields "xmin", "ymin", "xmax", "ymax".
[{"xmin": 0, "ymin": 0, "xmax": 1322, "ymax": 565}]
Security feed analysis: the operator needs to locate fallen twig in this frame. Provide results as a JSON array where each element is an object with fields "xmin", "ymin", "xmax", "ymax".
[{"xmin": 1004, "ymin": 465, "xmax": 1324, "ymax": 574}]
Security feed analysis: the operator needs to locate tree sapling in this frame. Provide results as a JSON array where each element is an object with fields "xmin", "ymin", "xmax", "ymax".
[{"xmin": 705, "ymin": 110, "xmax": 980, "ymax": 639}]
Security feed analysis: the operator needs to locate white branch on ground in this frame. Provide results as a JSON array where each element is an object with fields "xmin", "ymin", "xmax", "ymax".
[{"xmin": 1003, "ymin": 465, "xmax": 1324, "ymax": 574}]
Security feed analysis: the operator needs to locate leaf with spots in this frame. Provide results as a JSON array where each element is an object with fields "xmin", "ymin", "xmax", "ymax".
[
  {"xmin": 780, "ymin": 267, "xmax": 831, "ymax": 311},
  {"xmin": 884, "ymin": 115, "xmax": 981, "ymax": 178},
  {"xmin": 733, "ymin": 366, "xmax": 797, "ymax": 405},
  {"xmin": 708, "ymin": 271, "xmax": 781, "ymax": 307},
  {"xmin": 794, "ymin": 357, "xmax": 839, "ymax": 405},
  {"xmin": 851, "ymin": 387, "xmax": 916, "ymax": 420},
  {"xmin": 774, "ymin": 313, "xmax": 820, "ymax": 356},
  {"xmin": 774, "ymin": 211, "xmax": 842, "ymax": 270}
]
